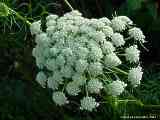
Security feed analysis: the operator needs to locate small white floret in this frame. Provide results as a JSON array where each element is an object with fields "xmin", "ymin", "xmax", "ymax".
[
  {"xmin": 80, "ymin": 96, "xmax": 99, "ymax": 111},
  {"xmin": 104, "ymin": 53, "xmax": 122, "ymax": 67},
  {"xmin": 125, "ymin": 45, "xmax": 140, "ymax": 63},
  {"xmin": 111, "ymin": 17, "xmax": 126, "ymax": 32},
  {"xmin": 128, "ymin": 27, "xmax": 145, "ymax": 43},
  {"xmin": 87, "ymin": 79, "xmax": 103, "ymax": 94},
  {"xmin": 30, "ymin": 20, "xmax": 42, "ymax": 35},
  {"xmin": 111, "ymin": 33, "xmax": 125, "ymax": 47},
  {"xmin": 107, "ymin": 80, "xmax": 127, "ymax": 96},
  {"xmin": 128, "ymin": 66, "xmax": 143, "ymax": 87},
  {"xmin": 36, "ymin": 71, "xmax": 47, "ymax": 88},
  {"xmin": 66, "ymin": 81, "xmax": 81, "ymax": 96},
  {"xmin": 88, "ymin": 62, "xmax": 103, "ymax": 77},
  {"xmin": 52, "ymin": 91, "xmax": 69, "ymax": 106}
]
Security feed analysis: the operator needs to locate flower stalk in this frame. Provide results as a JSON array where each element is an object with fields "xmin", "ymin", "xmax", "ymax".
[
  {"xmin": 64, "ymin": 0, "xmax": 74, "ymax": 11},
  {"xmin": 0, "ymin": 2, "xmax": 32, "ymax": 26},
  {"xmin": 9, "ymin": 8, "xmax": 31, "ymax": 26},
  {"xmin": 112, "ymin": 67, "xmax": 128, "ymax": 76}
]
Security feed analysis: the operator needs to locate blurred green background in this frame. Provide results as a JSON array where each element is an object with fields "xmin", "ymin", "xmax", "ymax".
[{"xmin": 0, "ymin": 0, "xmax": 160, "ymax": 119}]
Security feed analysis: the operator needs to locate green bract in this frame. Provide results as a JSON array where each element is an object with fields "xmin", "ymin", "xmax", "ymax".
[{"xmin": 31, "ymin": 10, "xmax": 145, "ymax": 112}]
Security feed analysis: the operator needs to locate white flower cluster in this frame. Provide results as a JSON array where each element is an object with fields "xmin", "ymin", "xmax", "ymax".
[
  {"xmin": 87, "ymin": 79, "xmax": 103, "ymax": 94},
  {"xmin": 107, "ymin": 80, "xmax": 127, "ymax": 96},
  {"xmin": 52, "ymin": 91, "xmax": 69, "ymax": 106},
  {"xmin": 125, "ymin": 45, "xmax": 140, "ymax": 63},
  {"xmin": 80, "ymin": 96, "xmax": 99, "ymax": 112},
  {"xmin": 31, "ymin": 10, "xmax": 145, "ymax": 111},
  {"xmin": 128, "ymin": 66, "xmax": 143, "ymax": 87}
]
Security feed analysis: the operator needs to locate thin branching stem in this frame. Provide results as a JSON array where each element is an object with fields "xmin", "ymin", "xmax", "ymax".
[
  {"xmin": 9, "ymin": 8, "xmax": 31, "ymax": 26},
  {"xmin": 112, "ymin": 67, "xmax": 128, "ymax": 76},
  {"xmin": 64, "ymin": 0, "xmax": 74, "ymax": 11}
]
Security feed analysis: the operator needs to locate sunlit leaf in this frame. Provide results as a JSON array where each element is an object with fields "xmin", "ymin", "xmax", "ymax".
[{"xmin": 0, "ymin": 2, "xmax": 9, "ymax": 17}]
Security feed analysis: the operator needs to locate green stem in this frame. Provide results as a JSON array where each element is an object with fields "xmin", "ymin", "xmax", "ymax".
[
  {"xmin": 112, "ymin": 67, "xmax": 128, "ymax": 76},
  {"xmin": 118, "ymin": 99, "xmax": 144, "ymax": 106},
  {"xmin": 117, "ymin": 54, "xmax": 125, "ymax": 56},
  {"xmin": 64, "ymin": 0, "xmax": 74, "ymax": 11},
  {"xmin": 118, "ymin": 99, "xmax": 137, "ymax": 102},
  {"xmin": 124, "ymin": 37, "xmax": 132, "ymax": 41},
  {"xmin": 85, "ymin": 85, "xmax": 88, "ymax": 96},
  {"xmin": 9, "ymin": 8, "xmax": 31, "ymax": 26},
  {"xmin": 140, "ymin": 41, "xmax": 149, "ymax": 52}
]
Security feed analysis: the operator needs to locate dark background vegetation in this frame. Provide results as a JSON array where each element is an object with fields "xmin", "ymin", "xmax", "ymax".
[{"xmin": 0, "ymin": 0, "xmax": 160, "ymax": 119}]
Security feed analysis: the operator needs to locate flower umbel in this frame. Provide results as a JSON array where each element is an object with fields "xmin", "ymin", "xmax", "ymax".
[
  {"xmin": 52, "ymin": 91, "xmax": 69, "ymax": 106},
  {"xmin": 31, "ymin": 10, "xmax": 146, "ymax": 111},
  {"xmin": 80, "ymin": 96, "xmax": 99, "ymax": 111},
  {"xmin": 128, "ymin": 66, "xmax": 143, "ymax": 87}
]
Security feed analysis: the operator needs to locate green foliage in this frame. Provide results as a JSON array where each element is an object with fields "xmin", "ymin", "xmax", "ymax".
[
  {"xmin": 119, "ymin": 0, "xmax": 156, "ymax": 21},
  {"xmin": 0, "ymin": 79, "xmax": 63, "ymax": 120},
  {"xmin": 146, "ymin": 2, "xmax": 158, "ymax": 19},
  {"xmin": 126, "ymin": 0, "xmax": 144, "ymax": 11},
  {"xmin": 0, "ymin": 2, "xmax": 10, "ymax": 16},
  {"xmin": 135, "ymin": 64, "xmax": 160, "ymax": 105}
]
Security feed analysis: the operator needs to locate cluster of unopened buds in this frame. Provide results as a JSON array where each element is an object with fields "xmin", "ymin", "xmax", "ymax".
[{"xmin": 31, "ymin": 10, "xmax": 145, "ymax": 112}]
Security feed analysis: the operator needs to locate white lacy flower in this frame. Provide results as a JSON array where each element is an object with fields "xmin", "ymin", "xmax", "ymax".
[
  {"xmin": 46, "ymin": 20, "xmax": 56, "ymax": 28},
  {"xmin": 72, "ymin": 73, "xmax": 86, "ymax": 86},
  {"xmin": 53, "ymin": 71, "xmax": 64, "ymax": 84},
  {"xmin": 47, "ymin": 71, "xmax": 64, "ymax": 90},
  {"xmin": 55, "ymin": 55, "xmax": 66, "ymax": 68},
  {"xmin": 125, "ymin": 45, "xmax": 140, "ymax": 63},
  {"xmin": 111, "ymin": 17, "xmax": 126, "ymax": 32},
  {"xmin": 111, "ymin": 33, "xmax": 125, "ymax": 47},
  {"xmin": 128, "ymin": 27, "xmax": 145, "ymax": 43},
  {"xmin": 36, "ymin": 71, "xmax": 47, "ymax": 88},
  {"xmin": 61, "ymin": 48, "xmax": 73, "ymax": 57},
  {"xmin": 30, "ymin": 20, "xmax": 41, "ymax": 35},
  {"xmin": 80, "ymin": 96, "xmax": 99, "ymax": 111},
  {"xmin": 79, "ymin": 25, "xmax": 95, "ymax": 34},
  {"xmin": 66, "ymin": 55, "xmax": 76, "ymax": 66},
  {"xmin": 117, "ymin": 16, "xmax": 133, "ymax": 25},
  {"xmin": 60, "ymin": 65, "xmax": 74, "ymax": 78},
  {"xmin": 31, "ymin": 10, "xmax": 146, "ymax": 111},
  {"xmin": 87, "ymin": 79, "xmax": 103, "ymax": 94},
  {"xmin": 88, "ymin": 43, "xmax": 103, "ymax": 61},
  {"xmin": 35, "ymin": 33, "xmax": 50, "ymax": 47},
  {"xmin": 32, "ymin": 45, "xmax": 42, "ymax": 58},
  {"xmin": 74, "ymin": 36, "xmax": 88, "ymax": 46},
  {"xmin": 46, "ymin": 26, "xmax": 56, "ymax": 36},
  {"xmin": 89, "ymin": 19, "xmax": 105, "ymax": 29},
  {"xmin": 104, "ymin": 53, "xmax": 122, "ymax": 67},
  {"xmin": 128, "ymin": 66, "xmax": 143, "ymax": 87},
  {"xmin": 90, "ymin": 31, "xmax": 106, "ymax": 43},
  {"xmin": 64, "ymin": 10, "xmax": 82, "ymax": 17},
  {"xmin": 75, "ymin": 59, "xmax": 88, "ymax": 73},
  {"xmin": 52, "ymin": 91, "xmax": 69, "ymax": 106},
  {"xmin": 46, "ymin": 58, "xmax": 58, "ymax": 71},
  {"xmin": 62, "ymin": 24, "xmax": 79, "ymax": 33},
  {"xmin": 101, "ymin": 41, "xmax": 115, "ymax": 54},
  {"xmin": 76, "ymin": 47, "xmax": 89, "ymax": 59},
  {"xmin": 66, "ymin": 81, "xmax": 81, "ymax": 96},
  {"xmin": 49, "ymin": 47, "xmax": 60, "ymax": 57},
  {"xmin": 102, "ymin": 26, "xmax": 114, "ymax": 38},
  {"xmin": 107, "ymin": 80, "xmax": 127, "ymax": 96},
  {"xmin": 35, "ymin": 57, "xmax": 45, "ymax": 69},
  {"xmin": 47, "ymin": 76, "xmax": 59, "ymax": 90},
  {"xmin": 46, "ymin": 14, "xmax": 58, "ymax": 21},
  {"xmin": 88, "ymin": 62, "xmax": 103, "ymax": 77},
  {"xmin": 99, "ymin": 17, "xmax": 111, "ymax": 26}
]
